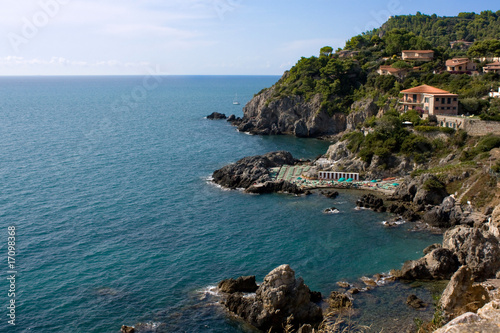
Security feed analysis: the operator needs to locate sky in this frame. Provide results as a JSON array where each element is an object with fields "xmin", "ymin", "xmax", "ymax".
[{"xmin": 0, "ymin": 0, "xmax": 498, "ymax": 76}]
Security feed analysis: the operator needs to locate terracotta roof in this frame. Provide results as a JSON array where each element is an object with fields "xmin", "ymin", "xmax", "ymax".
[
  {"xmin": 378, "ymin": 65, "xmax": 405, "ymax": 73},
  {"xmin": 402, "ymin": 50, "xmax": 434, "ymax": 53},
  {"xmin": 486, "ymin": 62, "xmax": 500, "ymax": 66},
  {"xmin": 401, "ymin": 84, "xmax": 454, "ymax": 95},
  {"xmin": 446, "ymin": 58, "xmax": 469, "ymax": 66}
]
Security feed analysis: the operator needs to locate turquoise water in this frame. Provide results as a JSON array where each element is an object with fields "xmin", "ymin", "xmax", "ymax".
[{"xmin": 0, "ymin": 76, "xmax": 441, "ymax": 332}]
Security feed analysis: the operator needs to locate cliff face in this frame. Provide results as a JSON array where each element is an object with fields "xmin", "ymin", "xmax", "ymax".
[
  {"xmin": 237, "ymin": 85, "xmax": 380, "ymax": 138},
  {"xmin": 237, "ymin": 86, "xmax": 347, "ymax": 137}
]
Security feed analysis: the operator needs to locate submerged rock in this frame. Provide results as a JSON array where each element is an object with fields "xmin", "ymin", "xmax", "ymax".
[
  {"xmin": 222, "ymin": 265, "xmax": 323, "ymax": 332},
  {"xmin": 406, "ymin": 294, "xmax": 427, "ymax": 309}
]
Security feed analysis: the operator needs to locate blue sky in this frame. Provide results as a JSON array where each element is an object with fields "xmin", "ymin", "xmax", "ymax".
[{"xmin": 0, "ymin": 0, "xmax": 498, "ymax": 75}]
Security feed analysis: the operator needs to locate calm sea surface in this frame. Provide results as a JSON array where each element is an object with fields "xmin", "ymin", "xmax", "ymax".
[{"xmin": 0, "ymin": 76, "xmax": 441, "ymax": 332}]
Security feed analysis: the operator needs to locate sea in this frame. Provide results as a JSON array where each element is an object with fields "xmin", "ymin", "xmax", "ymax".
[{"xmin": 0, "ymin": 76, "xmax": 443, "ymax": 333}]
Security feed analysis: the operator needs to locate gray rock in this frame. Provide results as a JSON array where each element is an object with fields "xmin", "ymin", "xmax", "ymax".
[
  {"xmin": 222, "ymin": 265, "xmax": 322, "ymax": 332},
  {"xmin": 206, "ymin": 112, "xmax": 227, "ymax": 119},
  {"xmin": 434, "ymin": 301, "xmax": 500, "ymax": 333},
  {"xmin": 392, "ymin": 174, "xmax": 448, "ymax": 205},
  {"xmin": 212, "ymin": 151, "xmax": 296, "ymax": 190},
  {"xmin": 218, "ymin": 276, "xmax": 258, "ymax": 294},
  {"xmin": 396, "ymin": 248, "xmax": 458, "ymax": 280},
  {"xmin": 439, "ymin": 266, "xmax": 490, "ymax": 319},
  {"xmin": 237, "ymin": 85, "xmax": 348, "ymax": 137},
  {"xmin": 423, "ymin": 243, "xmax": 441, "ymax": 255},
  {"xmin": 443, "ymin": 226, "xmax": 500, "ymax": 280}
]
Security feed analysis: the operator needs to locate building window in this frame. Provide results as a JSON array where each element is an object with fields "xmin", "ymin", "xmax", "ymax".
[
  {"xmin": 453, "ymin": 107, "xmax": 456, "ymax": 110},
  {"xmin": 453, "ymin": 98, "xmax": 457, "ymax": 101},
  {"xmin": 413, "ymin": 94, "xmax": 417, "ymax": 102},
  {"xmin": 442, "ymin": 107, "xmax": 445, "ymax": 110},
  {"xmin": 436, "ymin": 98, "xmax": 440, "ymax": 102},
  {"xmin": 424, "ymin": 97, "xmax": 429, "ymax": 103},
  {"xmin": 448, "ymin": 98, "xmax": 451, "ymax": 104}
]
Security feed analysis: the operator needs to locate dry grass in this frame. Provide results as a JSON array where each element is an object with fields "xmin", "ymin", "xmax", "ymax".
[{"xmin": 318, "ymin": 312, "xmax": 373, "ymax": 333}]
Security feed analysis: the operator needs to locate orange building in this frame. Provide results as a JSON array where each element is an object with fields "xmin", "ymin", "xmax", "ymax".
[
  {"xmin": 400, "ymin": 85, "xmax": 458, "ymax": 117},
  {"xmin": 445, "ymin": 58, "xmax": 477, "ymax": 73}
]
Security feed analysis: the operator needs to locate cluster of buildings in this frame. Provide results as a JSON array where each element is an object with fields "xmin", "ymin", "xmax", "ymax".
[{"xmin": 377, "ymin": 49, "xmax": 500, "ymax": 77}]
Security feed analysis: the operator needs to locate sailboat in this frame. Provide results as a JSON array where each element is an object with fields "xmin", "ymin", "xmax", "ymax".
[{"xmin": 233, "ymin": 94, "xmax": 240, "ymax": 105}]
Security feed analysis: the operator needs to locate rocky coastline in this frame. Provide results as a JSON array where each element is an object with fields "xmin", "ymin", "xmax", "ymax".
[{"xmin": 207, "ymin": 148, "xmax": 500, "ymax": 332}]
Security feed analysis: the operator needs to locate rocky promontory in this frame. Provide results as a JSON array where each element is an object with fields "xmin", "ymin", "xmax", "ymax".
[
  {"xmin": 212, "ymin": 151, "xmax": 304, "ymax": 194},
  {"xmin": 235, "ymin": 83, "xmax": 379, "ymax": 138}
]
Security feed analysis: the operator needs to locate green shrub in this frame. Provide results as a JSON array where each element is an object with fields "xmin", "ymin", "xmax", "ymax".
[{"xmin": 423, "ymin": 178, "xmax": 445, "ymax": 191}]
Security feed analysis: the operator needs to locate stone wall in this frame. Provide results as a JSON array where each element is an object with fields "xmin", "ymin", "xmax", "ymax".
[{"xmin": 435, "ymin": 115, "xmax": 500, "ymax": 136}]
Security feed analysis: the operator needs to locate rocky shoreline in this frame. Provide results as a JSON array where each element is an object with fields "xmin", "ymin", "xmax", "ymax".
[{"xmin": 207, "ymin": 149, "xmax": 500, "ymax": 332}]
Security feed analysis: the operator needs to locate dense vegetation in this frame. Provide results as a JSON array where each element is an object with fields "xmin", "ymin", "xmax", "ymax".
[{"xmin": 267, "ymin": 11, "xmax": 500, "ymax": 119}]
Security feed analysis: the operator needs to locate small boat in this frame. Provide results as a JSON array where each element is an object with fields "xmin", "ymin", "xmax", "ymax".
[{"xmin": 233, "ymin": 94, "xmax": 240, "ymax": 105}]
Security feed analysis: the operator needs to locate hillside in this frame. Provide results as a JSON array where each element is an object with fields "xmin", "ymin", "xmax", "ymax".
[
  {"xmin": 231, "ymin": 11, "xmax": 500, "ymax": 210},
  {"xmin": 236, "ymin": 11, "xmax": 500, "ymax": 137}
]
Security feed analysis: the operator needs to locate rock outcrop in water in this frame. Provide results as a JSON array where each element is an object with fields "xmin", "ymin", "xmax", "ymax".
[
  {"xmin": 212, "ymin": 151, "xmax": 304, "ymax": 194},
  {"xmin": 206, "ymin": 112, "xmax": 227, "ymax": 120},
  {"xmin": 220, "ymin": 265, "xmax": 323, "ymax": 332}
]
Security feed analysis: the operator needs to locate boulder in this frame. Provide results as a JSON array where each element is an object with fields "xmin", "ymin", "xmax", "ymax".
[
  {"xmin": 440, "ymin": 266, "xmax": 490, "ymax": 319},
  {"xmin": 222, "ymin": 265, "xmax": 323, "ymax": 332},
  {"xmin": 206, "ymin": 112, "xmax": 227, "ymax": 120},
  {"xmin": 121, "ymin": 326, "xmax": 135, "ymax": 333},
  {"xmin": 327, "ymin": 291, "xmax": 352, "ymax": 309},
  {"xmin": 396, "ymin": 248, "xmax": 459, "ymax": 280},
  {"xmin": 443, "ymin": 226, "xmax": 500, "ymax": 280},
  {"xmin": 218, "ymin": 276, "xmax": 258, "ymax": 294},
  {"xmin": 321, "ymin": 190, "xmax": 339, "ymax": 199},
  {"xmin": 356, "ymin": 194, "xmax": 385, "ymax": 212},
  {"xmin": 336, "ymin": 281, "xmax": 350, "ymax": 289},
  {"xmin": 392, "ymin": 174, "xmax": 448, "ymax": 205}
]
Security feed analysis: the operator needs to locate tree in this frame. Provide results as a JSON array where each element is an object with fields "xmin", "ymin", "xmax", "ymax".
[{"xmin": 320, "ymin": 46, "xmax": 333, "ymax": 57}]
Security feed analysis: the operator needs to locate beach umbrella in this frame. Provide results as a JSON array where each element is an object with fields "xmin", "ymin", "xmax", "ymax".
[
  {"xmin": 370, "ymin": 179, "xmax": 377, "ymax": 183},
  {"xmin": 338, "ymin": 177, "xmax": 346, "ymax": 182},
  {"xmin": 346, "ymin": 178, "xmax": 353, "ymax": 182},
  {"xmin": 392, "ymin": 183, "xmax": 399, "ymax": 186}
]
